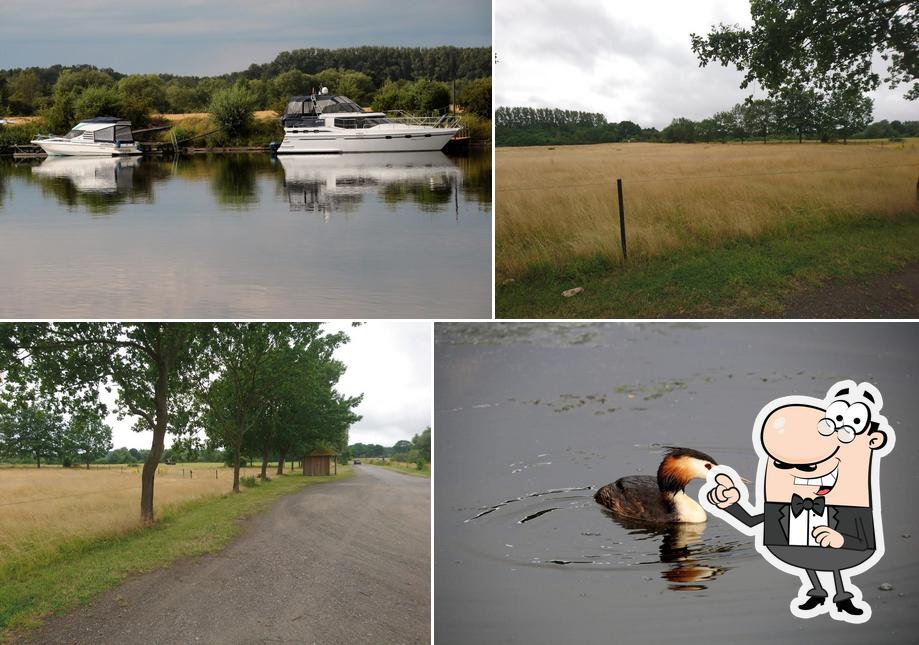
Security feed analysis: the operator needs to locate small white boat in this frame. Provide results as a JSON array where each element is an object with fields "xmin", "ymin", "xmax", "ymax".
[
  {"xmin": 275, "ymin": 88, "xmax": 462, "ymax": 155},
  {"xmin": 31, "ymin": 117, "xmax": 141, "ymax": 156}
]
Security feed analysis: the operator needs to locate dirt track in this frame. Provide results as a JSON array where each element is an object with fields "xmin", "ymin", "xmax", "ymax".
[
  {"xmin": 782, "ymin": 263, "xmax": 919, "ymax": 317},
  {"xmin": 25, "ymin": 466, "xmax": 430, "ymax": 645}
]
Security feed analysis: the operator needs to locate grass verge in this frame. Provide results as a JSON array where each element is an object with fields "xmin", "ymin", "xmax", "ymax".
[
  {"xmin": 496, "ymin": 213, "xmax": 919, "ymax": 318},
  {"xmin": 363, "ymin": 459, "xmax": 431, "ymax": 478},
  {"xmin": 0, "ymin": 468, "xmax": 352, "ymax": 638}
]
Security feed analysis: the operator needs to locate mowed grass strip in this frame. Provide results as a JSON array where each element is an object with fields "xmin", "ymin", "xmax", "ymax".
[
  {"xmin": 496, "ymin": 213, "xmax": 919, "ymax": 318},
  {"xmin": 496, "ymin": 140, "xmax": 919, "ymax": 282},
  {"xmin": 0, "ymin": 467, "xmax": 352, "ymax": 636}
]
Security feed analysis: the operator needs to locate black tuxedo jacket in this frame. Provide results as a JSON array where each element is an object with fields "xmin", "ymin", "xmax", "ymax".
[{"xmin": 725, "ymin": 501, "xmax": 875, "ymax": 550}]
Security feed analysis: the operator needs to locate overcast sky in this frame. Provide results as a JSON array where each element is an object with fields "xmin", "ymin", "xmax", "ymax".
[
  {"xmin": 495, "ymin": 0, "xmax": 915, "ymax": 129},
  {"xmin": 0, "ymin": 0, "xmax": 491, "ymax": 76},
  {"xmin": 107, "ymin": 322, "xmax": 432, "ymax": 450}
]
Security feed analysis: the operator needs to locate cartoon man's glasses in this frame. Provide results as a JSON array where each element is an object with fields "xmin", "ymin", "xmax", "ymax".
[{"xmin": 818, "ymin": 400, "xmax": 870, "ymax": 443}]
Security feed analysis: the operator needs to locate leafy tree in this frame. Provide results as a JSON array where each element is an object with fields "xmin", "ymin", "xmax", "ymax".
[
  {"xmin": 825, "ymin": 89, "xmax": 874, "ymax": 142},
  {"xmin": 73, "ymin": 86, "xmax": 123, "ymax": 121},
  {"xmin": 65, "ymin": 410, "xmax": 113, "ymax": 468},
  {"xmin": 208, "ymin": 84, "xmax": 256, "ymax": 137},
  {"xmin": 117, "ymin": 75, "xmax": 167, "ymax": 112},
  {"xmin": 744, "ymin": 98, "xmax": 776, "ymax": 142},
  {"xmin": 661, "ymin": 117, "xmax": 698, "ymax": 143},
  {"xmin": 412, "ymin": 427, "xmax": 431, "ymax": 462},
  {"xmin": 1, "ymin": 323, "xmax": 211, "ymax": 522},
  {"xmin": 53, "ymin": 68, "xmax": 115, "ymax": 97},
  {"xmin": 460, "ymin": 77, "xmax": 491, "ymax": 118},
  {"xmin": 0, "ymin": 395, "xmax": 65, "ymax": 467},
  {"xmin": 7, "ymin": 71, "xmax": 44, "ymax": 115},
  {"xmin": 691, "ymin": 1, "xmax": 918, "ymax": 99},
  {"xmin": 774, "ymin": 86, "xmax": 824, "ymax": 143}
]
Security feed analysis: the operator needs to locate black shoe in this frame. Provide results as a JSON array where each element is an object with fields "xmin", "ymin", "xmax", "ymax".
[
  {"xmin": 835, "ymin": 598, "xmax": 864, "ymax": 616},
  {"xmin": 798, "ymin": 596, "xmax": 826, "ymax": 611}
]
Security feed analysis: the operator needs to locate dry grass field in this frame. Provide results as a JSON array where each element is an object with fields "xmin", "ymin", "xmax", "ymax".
[
  {"xmin": 496, "ymin": 140, "xmax": 919, "ymax": 281},
  {"xmin": 0, "ymin": 463, "xmax": 271, "ymax": 562}
]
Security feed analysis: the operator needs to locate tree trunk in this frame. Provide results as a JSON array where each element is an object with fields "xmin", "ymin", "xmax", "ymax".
[
  {"xmin": 86, "ymin": 461, "xmax": 90, "ymax": 470},
  {"xmin": 302, "ymin": 454, "xmax": 307, "ymax": 476},
  {"xmin": 36, "ymin": 453, "xmax": 40, "ymax": 468},
  {"xmin": 276, "ymin": 448, "xmax": 286, "ymax": 475},
  {"xmin": 232, "ymin": 444, "xmax": 241, "ymax": 493},
  {"xmin": 141, "ymin": 356, "xmax": 169, "ymax": 524},
  {"xmin": 260, "ymin": 445, "xmax": 269, "ymax": 480}
]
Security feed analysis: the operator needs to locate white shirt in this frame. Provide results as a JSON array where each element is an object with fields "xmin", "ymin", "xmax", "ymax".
[{"xmin": 788, "ymin": 504, "xmax": 828, "ymax": 546}]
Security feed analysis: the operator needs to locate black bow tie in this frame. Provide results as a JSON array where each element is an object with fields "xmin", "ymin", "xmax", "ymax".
[{"xmin": 791, "ymin": 493, "xmax": 826, "ymax": 517}]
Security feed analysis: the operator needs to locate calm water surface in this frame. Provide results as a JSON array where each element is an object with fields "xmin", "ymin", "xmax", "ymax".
[
  {"xmin": 0, "ymin": 151, "xmax": 491, "ymax": 318},
  {"xmin": 434, "ymin": 322, "xmax": 919, "ymax": 644}
]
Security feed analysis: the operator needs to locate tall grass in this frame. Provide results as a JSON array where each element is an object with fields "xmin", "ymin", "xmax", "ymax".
[
  {"xmin": 496, "ymin": 140, "xmax": 919, "ymax": 280},
  {"xmin": 0, "ymin": 463, "xmax": 272, "ymax": 562}
]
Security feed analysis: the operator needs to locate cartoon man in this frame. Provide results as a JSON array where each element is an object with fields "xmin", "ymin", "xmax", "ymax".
[{"xmin": 699, "ymin": 380, "xmax": 894, "ymax": 624}]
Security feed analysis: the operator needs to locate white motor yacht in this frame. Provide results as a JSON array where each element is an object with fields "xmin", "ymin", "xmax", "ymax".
[
  {"xmin": 31, "ymin": 117, "xmax": 141, "ymax": 156},
  {"xmin": 274, "ymin": 88, "xmax": 462, "ymax": 154}
]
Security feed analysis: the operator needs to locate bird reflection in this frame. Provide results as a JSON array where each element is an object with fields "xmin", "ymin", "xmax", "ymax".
[{"xmin": 606, "ymin": 514, "xmax": 728, "ymax": 591}]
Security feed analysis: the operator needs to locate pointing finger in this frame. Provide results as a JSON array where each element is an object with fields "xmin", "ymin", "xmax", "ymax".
[{"xmin": 714, "ymin": 473, "xmax": 734, "ymax": 489}]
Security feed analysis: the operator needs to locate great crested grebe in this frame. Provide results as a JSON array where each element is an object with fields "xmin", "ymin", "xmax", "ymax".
[{"xmin": 594, "ymin": 447, "xmax": 719, "ymax": 524}]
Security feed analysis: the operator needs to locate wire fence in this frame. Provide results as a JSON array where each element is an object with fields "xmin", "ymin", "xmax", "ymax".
[{"xmin": 495, "ymin": 162, "xmax": 919, "ymax": 193}]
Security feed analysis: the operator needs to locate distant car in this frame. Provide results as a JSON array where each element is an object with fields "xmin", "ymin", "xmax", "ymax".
[
  {"xmin": 353, "ymin": 459, "xmax": 361, "ymax": 464},
  {"xmin": 165, "ymin": 459, "xmax": 176, "ymax": 465}
]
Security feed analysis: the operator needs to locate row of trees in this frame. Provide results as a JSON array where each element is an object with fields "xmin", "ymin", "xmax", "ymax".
[
  {"xmin": 347, "ymin": 427, "xmax": 431, "ymax": 463},
  {"xmin": 0, "ymin": 323, "xmax": 362, "ymax": 522},
  {"xmin": 660, "ymin": 87, "xmax": 875, "ymax": 144},
  {"xmin": 0, "ymin": 400, "xmax": 111, "ymax": 468},
  {"xmin": 0, "ymin": 46, "xmax": 492, "ymax": 123},
  {"xmin": 497, "ymin": 96, "xmax": 917, "ymax": 147},
  {"xmin": 3, "ymin": 65, "xmax": 491, "ymax": 137}
]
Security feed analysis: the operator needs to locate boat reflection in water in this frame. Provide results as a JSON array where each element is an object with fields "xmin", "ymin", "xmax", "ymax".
[
  {"xmin": 32, "ymin": 155, "xmax": 142, "ymax": 193},
  {"xmin": 278, "ymin": 151, "xmax": 460, "ymax": 218},
  {"xmin": 30, "ymin": 156, "xmax": 158, "ymax": 214}
]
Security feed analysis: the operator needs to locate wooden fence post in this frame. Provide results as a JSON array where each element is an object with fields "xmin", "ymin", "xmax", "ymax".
[{"xmin": 616, "ymin": 178, "xmax": 627, "ymax": 261}]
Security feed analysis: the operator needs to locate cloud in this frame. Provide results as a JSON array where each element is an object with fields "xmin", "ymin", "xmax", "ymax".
[
  {"xmin": 0, "ymin": 0, "xmax": 491, "ymax": 75},
  {"xmin": 495, "ymin": 0, "xmax": 915, "ymax": 127}
]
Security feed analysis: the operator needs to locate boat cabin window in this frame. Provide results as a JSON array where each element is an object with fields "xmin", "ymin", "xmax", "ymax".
[
  {"xmin": 285, "ymin": 100, "xmax": 315, "ymax": 116},
  {"xmin": 332, "ymin": 116, "xmax": 390, "ymax": 129},
  {"xmin": 63, "ymin": 128, "xmax": 86, "ymax": 139},
  {"xmin": 320, "ymin": 97, "xmax": 363, "ymax": 114},
  {"xmin": 90, "ymin": 125, "xmax": 134, "ymax": 143}
]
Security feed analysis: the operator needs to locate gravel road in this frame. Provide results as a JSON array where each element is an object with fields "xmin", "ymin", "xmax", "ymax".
[{"xmin": 26, "ymin": 466, "xmax": 430, "ymax": 645}]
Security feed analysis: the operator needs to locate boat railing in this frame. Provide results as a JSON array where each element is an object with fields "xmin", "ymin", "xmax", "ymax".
[{"xmin": 385, "ymin": 111, "xmax": 464, "ymax": 132}]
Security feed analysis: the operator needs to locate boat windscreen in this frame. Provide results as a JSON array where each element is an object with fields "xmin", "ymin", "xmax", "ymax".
[
  {"xmin": 63, "ymin": 128, "xmax": 85, "ymax": 139},
  {"xmin": 91, "ymin": 125, "xmax": 133, "ymax": 143},
  {"xmin": 115, "ymin": 125, "xmax": 134, "ymax": 142},
  {"xmin": 93, "ymin": 126, "xmax": 116, "ymax": 143}
]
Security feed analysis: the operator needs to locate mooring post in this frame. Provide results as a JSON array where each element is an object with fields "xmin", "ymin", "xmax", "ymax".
[{"xmin": 616, "ymin": 178, "xmax": 627, "ymax": 261}]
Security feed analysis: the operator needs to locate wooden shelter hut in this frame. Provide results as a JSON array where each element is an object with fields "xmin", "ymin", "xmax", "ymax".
[{"xmin": 303, "ymin": 448, "xmax": 337, "ymax": 476}]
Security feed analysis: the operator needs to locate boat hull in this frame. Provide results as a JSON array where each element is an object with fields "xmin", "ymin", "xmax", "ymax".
[
  {"xmin": 276, "ymin": 128, "xmax": 460, "ymax": 154},
  {"xmin": 31, "ymin": 139, "xmax": 141, "ymax": 157}
]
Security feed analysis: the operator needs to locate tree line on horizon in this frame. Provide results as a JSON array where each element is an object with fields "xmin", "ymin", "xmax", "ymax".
[
  {"xmin": 0, "ymin": 323, "xmax": 362, "ymax": 522},
  {"xmin": 0, "ymin": 46, "xmax": 492, "ymax": 133},
  {"xmin": 347, "ymin": 427, "xmax": 431, "ymax": 464},
  {"xmin": 496, "ymin": 91, "xmax": 918, "ymax": 147}
]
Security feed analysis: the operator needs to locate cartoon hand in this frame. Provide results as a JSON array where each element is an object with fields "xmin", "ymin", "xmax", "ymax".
[
  {"xmin": 812, "ymin": 526, "xmax": 845, "ymax": 548},
  {"xmin": 707, "ymin": 473, "xmax": 741, "ymax": 509}
]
